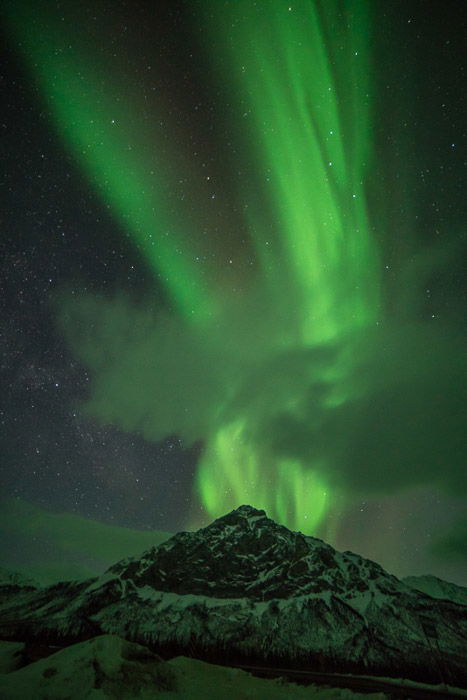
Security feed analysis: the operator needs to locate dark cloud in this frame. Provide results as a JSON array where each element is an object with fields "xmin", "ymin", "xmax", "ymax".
[
  {"xmin": 55, "ymin": 292, "xmax": 224, "ymax": 444},
  {"xmin": 56, "ymin": 287, "xmax": 466, "ymax": 503},
  {"xmin": 262, "ymin": 324, "xmax": 466, "ymax": 495},
  {"xmin": 433, "ymin": 519, "xmax": 467, "ymax": 563}
]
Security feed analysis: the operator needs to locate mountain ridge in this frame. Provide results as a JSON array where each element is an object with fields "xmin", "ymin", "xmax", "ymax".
[
  {"xmin": 108, "ymin": 505, "xmax": 405, "ymax": 602},
  {"xmin": 402, "ymin": 574, "xmax": 467, "ymax": 607}
]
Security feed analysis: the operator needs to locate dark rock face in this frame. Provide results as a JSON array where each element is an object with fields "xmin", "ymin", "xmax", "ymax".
[
  {"xmin": 108, "ymin": 505, "xmax": 393, "ymax": 601},
  {"xmin": 1, "ymin": 505, "xmax": 466, "ymax": 687}
]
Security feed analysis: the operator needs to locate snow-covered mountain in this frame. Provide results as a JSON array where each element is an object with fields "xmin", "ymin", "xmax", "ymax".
[
  {"xmin": 403, "ymin": 574, "xmax": 467, "ymax": 607},
  {"xmin": 0, "ymin": 506, "xmax": 466, "ymax": 687}
]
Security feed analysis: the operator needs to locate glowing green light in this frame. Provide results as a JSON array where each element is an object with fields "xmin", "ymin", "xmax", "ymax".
[
  {"xmin": 3, "ymin": 3, "xmax": 216, "ymax": 323},
  {"xmin": 6, "ymin": 0, "xmax": 385, "ymax": 537},
  {"xmin": 193, "ymin": 0, "xmax": 380, "ymax": 527},
  {"xmin": 202, "ymin": 0, "xmax": 380, "ymax": 345},
  {"xmin": 196, "ymin": 420, "xmax": 329, "ymax": 532}
]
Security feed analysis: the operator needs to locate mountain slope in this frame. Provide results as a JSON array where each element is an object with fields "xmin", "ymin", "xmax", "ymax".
[
  {"xmin": 403, "ymin": 574, "xmax": 467, "ymax": 607},
  {"xmin": 108, "ymin": 505, "xmax": 395, "ymax": 601},
  {"xmin": 0, "ymin": 498, "xmax": 172, "ymax": 585},
  {"xmin": 0, "ymin": 567, "xmax": 39, "ymax": 591}
]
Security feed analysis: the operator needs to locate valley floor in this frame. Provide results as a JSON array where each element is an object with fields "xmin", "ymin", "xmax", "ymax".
[
  {"xmin": 0, "ymin": 636, "xmax": 387, "ymax": 699},
  {"xmin": 2, "ymin": 635, "xmax": 467, "ymax": 700}
]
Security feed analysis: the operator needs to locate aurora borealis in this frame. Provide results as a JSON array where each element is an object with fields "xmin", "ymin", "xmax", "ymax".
[
  {"xmin": 1, "ymin": 0, "xmax": 465, "ymax": 584},
  {"xmin": 193, "ymin": 0, "xmax": 379, "ymax": 529}
]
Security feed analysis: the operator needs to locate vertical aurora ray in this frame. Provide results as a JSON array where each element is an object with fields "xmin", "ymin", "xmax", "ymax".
[
  {"xmin": 194, "ymin": 0, "xmax": 380, "ymax": 530},
  {"xmin": 3, "ymin": 2, "xmax": 217, "ymax": 323},
  {"xmin": 6, "ymin": 0, "xmax": 386, "ymax": 534},
  {"xmin": 196, "ymin": 417, "xmax": 329, "ymax": 532},
  {"xmin": 206, "ymin": 0, "xmax": 380, "ymax": 346}
]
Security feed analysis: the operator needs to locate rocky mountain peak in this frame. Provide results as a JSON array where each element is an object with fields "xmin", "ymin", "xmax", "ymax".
[
  {"xmin": 107, "ymin": 505, "xmax": 393, "ymax": 601},
  {"xmin": 213, "ymin": 504, "xmax": 267, "ymax": 525}
]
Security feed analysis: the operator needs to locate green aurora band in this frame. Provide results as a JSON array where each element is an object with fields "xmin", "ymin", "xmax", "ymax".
[
  {"xmin": 194, "ymin": 0, "xmax": 380, "ymax": 530},
  {"xmin": 208, "ymin": 0, "xmax": 380, "ymax": 346},
  {"xmin": 4, "ymin": 2, "xmax": 217, "ymax": 323},
  {"xmin": 6, "ymin": 0, "xmax": 384, "ymax": 532}
]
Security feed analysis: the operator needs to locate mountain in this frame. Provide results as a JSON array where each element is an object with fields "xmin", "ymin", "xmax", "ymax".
[
  {"xmin": 0, "ymin": 567, "xmax": 39, "ymax": 591},
  {"xmin": 0, "ymin": 505, "xmax": 466, "ymax": 687},
  {"xmin": 403, "ymin": 574, "xmax": 467, "ymax": 607},
  {"xmin": 0, "ymin": 497, "xmax": 172, "ymax": 585}
]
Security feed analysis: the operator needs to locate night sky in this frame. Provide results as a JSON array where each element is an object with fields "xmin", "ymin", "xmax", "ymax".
[{"xmin": 1, "ymin": 0, "xmax": 466, "ymax": 585}]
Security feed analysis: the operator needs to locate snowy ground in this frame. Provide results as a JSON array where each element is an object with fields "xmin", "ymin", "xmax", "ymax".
[
  {"xmin": 0, "ymin": 635, "xmax": 387, "ymax": 699},
  {"xmin": 0, "ymin": 641, "xmax": 24, "ymax": 674}
]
